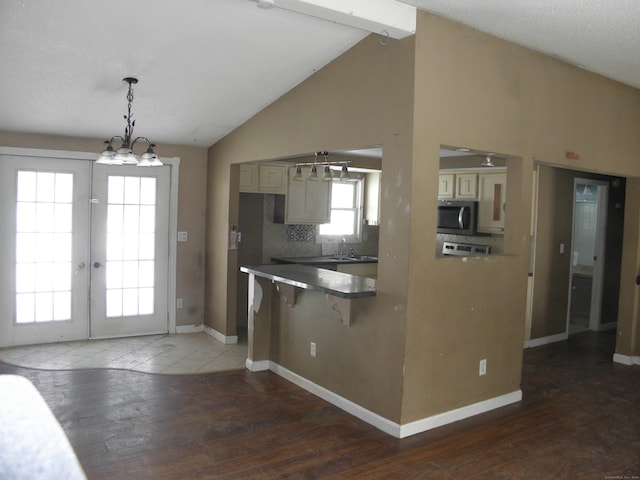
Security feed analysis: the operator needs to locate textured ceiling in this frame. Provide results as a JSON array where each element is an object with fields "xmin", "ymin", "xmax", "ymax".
[
  {"xmin": 0, "ymin": 0, "xmax": 637, "ymax": 150},
  {"xmin": 403, "ymin": 0, "xmax": 640, "ymax": 90}
]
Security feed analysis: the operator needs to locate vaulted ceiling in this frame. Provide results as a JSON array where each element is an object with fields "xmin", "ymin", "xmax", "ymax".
[{"xmin": 0, "ymin": 0, "xmax": 637, "ymax": 149}]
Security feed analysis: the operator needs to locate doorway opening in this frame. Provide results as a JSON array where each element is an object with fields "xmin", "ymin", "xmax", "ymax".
[
  {"xmin": 568, "ymin": 179, "xmax": 612, "ymax": 333},
  {"xmin": 528, "ymin": 165, "xmax": 625, "ymax": 348}
]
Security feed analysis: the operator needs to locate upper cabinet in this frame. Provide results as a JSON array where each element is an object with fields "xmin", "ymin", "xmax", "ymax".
[
  {"xmin": 239, "ymin": 163, "xmax": 287, "ymax": 194},
  {"xmin": 277, "ymin": 166, "xmax": 332, "ymax": 225},
  {"xmin": 438, "ymin": 173, "xmax": 456, "ymax": 199},
  {"xmin": 477, "ymin": 172, "xmax": 506, "ymax": 234},
  {"xmin": 438, "ymin": 172, "xmax": 478, "ymax": 200},
  {"xmin": 455, "ymin": 173, "xmax": 478, "ymax": 200},
  {"xmin": 364, "ymin": 171, "xmax": 381, "ymax": 225},
  {"xmin": 239, "ymin": 164, "xmax": 259, "ymax": 192}
]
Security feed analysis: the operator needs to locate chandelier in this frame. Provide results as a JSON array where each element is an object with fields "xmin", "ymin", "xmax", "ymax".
[{"xmin": 96, "ymin": 77, "xmax": 162, "ymax": 167}]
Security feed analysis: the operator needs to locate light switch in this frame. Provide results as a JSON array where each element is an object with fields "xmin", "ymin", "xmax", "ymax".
[
  {"xmin": 559, "ymin": 243, "xmax": 565, "ymax": 254},
  {"xmin": 178, "ymin": 231, "xmax": 188, "ymax": 242}
]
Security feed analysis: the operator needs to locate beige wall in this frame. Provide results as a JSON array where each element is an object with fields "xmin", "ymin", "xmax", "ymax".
[
  {"xmin": 403, "ymin": 11, "xmax": 640, "ymax": 424},
  {"xmin": 0, "ymin": 131, "xmax": 208, "ymax": 328},
  {"xmin": 207, "ymin": 34, "xmax": 416, "ymax": 421},
  {"xmin": 206, "ymin": 11, "xmax": 640, "ymax": 426},
  {"xmin": 531, "ymin": 166, "xmax": 575, "ymax": 338}
]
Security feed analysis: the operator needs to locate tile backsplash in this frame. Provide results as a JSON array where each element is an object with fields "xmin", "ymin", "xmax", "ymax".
[{"xmin": 261, "ymin": 195, "xmax": 379, "ymax": 263}]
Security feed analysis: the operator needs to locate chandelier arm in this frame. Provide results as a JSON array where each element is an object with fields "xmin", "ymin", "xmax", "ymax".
[{"xmin": 97, "ymin": 77, "xmax": 162, "ymax": 166}]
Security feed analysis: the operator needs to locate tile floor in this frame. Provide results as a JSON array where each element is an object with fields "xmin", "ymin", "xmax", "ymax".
[{"xmin": 0, "ymin": 332, "xmax": 248, "ymax": 374}]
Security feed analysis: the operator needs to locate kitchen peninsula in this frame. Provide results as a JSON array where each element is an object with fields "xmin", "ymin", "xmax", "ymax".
[{"xmin": 240, "ymin": 262, "xmax": 377, "ymax": 371}]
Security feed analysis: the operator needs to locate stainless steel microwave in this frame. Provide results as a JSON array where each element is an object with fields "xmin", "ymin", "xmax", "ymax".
[{"xmin": 437, "ymin": 200, "xmax": 480, "ymax": 236}]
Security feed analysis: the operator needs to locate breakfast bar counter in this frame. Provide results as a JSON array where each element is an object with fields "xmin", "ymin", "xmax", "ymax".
[{"xmin": 240, "ymin": 264, "xmax": 376, "ymax": 299}]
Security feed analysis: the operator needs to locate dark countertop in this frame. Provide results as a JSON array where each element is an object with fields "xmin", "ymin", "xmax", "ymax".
[
  {"xmin": 240, "ymin": 264, "xmax": 376, "ymax": 299},
  {"xmin": 271, "ymin": 255, "xmax": 378, "ymax": 266}
]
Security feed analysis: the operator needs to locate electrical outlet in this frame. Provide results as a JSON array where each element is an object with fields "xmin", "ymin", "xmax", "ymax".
[
  {"xmin": 310, "ymin": 342, "xmax": 317, "ymax": 357},
  {"xmin": 176, "ymin": 298, "xmax": 183, "ymax": 309},
  {"xmin": 479, "ymin": 359, "xmax": 487, "ymax": 376}
]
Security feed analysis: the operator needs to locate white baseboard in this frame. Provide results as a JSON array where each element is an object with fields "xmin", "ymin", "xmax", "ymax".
[
  {"xmin": 399, "ymin": 390, "xmax": 523, "ymax": 438},
  {"xmin": 267, "ymin": 362, "xmax": 522, "ymax": 439},
  {"xmin": 613, "ymin": 353, "xmax": 640, "ymax": 366},
  {"xmin": 524, "ymin": 332, "xmax": 568, "ymax": 349},
  {"xmin": 175, "ymin": 324, "xmax": 204, "ymax": 334},
  {"xmin": 246, "ymin": 359, "xmax": 270, "ymax": 372},
  {"xmin": 204, "ymin": 325, "xmax": 238, "ymax": 345},
  {"xmin": 269, "ymin": 362, "xmax": 401, "ymax": 437}
]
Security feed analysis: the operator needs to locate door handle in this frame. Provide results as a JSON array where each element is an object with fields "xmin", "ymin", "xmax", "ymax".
[
  {"xmin": 74, "ymin": 262, "xmax": 86, "ymax": 274},
  {"xmin": 93, "ymin": 262, "xmax": 103, "ymax": 268}
]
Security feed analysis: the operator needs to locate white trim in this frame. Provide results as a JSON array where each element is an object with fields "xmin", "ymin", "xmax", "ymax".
[
  {"xmin": 0, "ymin": 146, "xmax": 96, "ymax": 160},
  {"xmin": 269, "ymin": 362, "xmax": 400, "ymax": 437},
  {"xmin": 524, "ymin": 332, "xmax": 568, "ymax": 349},
  {"xmin": 613, "ymin": 354, "xmax": 640, "ymax": 366},
  {"xmin": 399, "ymin": 390, "xmax": 523, "ymax": 438},
  {"xmin": 165, "ymin": 156, "xmax": 180, "ymax": 334},
  {"xmin": 267, "ymin": 361, "xmax": 522, "ymax": 438},
  {"xmin": 246, "ymin": 359, "xmax": 270, "ymax": 372},
  {"xmin": 0, "ymin": 146, "xmax": 180, "ymax": 339},
  {"xmin": 175, "ymin": 324, "xmax": 204, "ymax": 334},
  {"xmin": 204, "ymin": 325, "xmax": 238, "ymax": 344}
]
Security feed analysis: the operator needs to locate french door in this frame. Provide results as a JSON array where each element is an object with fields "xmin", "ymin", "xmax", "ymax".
[{"xmin": 0, "ymin": 152, "xmax": 172, "ymax": 347}]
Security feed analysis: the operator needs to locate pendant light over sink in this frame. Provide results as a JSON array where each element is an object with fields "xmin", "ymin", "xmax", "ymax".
[{"xmin": 96, "ymin": 77, "xmax": 162, "ymax": 167}]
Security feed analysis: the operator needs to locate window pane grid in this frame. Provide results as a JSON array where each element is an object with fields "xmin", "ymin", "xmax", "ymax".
[
  {"xmin": 15, "ymin": 171, "xmax": 73, "ymax": 324},
  {"xmin": 318, "ymin": 179, "xmax": 362, "ymax": 238},
  {"xmin": 105, "ymin": 176, "xmax": 157, "ymax": 318}
]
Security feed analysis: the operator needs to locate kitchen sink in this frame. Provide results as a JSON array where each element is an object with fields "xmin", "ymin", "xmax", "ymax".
[{"xmin": 327, "ymin": 255, "xmax": 378, "ymax": 261}]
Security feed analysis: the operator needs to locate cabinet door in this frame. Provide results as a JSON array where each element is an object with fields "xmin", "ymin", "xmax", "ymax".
[
  {"xmin": 239, "ymin": 164, "xmax": 258, "ymax": 193},
  {"xmin": 258, "ymin": 164, "xmax": 287, "ymax": 194},
  {"xmin": 285, "ymin": 167, "xmax": 332, "ymax": 224},
  {"xmin": 438, "ymin": 173, "xmax": 455, "ymax": 199},
  {"xmin": 364, "ymin": 171, "xmax": 381, "ymax": 225},
  {"xmin": 456, "ymin": 173, "xmax": 478, "ymax": 200},
  {"xmin": 478, "ymin": 173, "xmax": 506, "ymax": 233}
]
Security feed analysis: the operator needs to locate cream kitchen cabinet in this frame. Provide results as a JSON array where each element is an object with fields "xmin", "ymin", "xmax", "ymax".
[
  {"xmin": 477, "ymin": 172, "xmax": 506, "ymax": 234},
  {"xmin": 455, "ymin": 173, "xmax": 478, "ymax": 200},
  {"xmin": 364, "ymin": 171, "xmax": 381, "ymax": 225},
  {"xmin": 439, "ymin": 172, "xmax": 478, "ymax": 200},
  {"xmin": 239, "ymin": 164, "xmax": 259, "ymax": 192},
  {"xmin": 279, "ymin": 166, "xmax": 332, "ymax": 224},
  {"xmin": 438, "ymin": 173, "xmax": 456, "ymax": 199},
  {"xmin": 239, "ymin": 163, "xmax": 287, "ymax": 194},
  {"xmin": 337, "ymin": 262, "xmax": 378, "ymax": 279}
]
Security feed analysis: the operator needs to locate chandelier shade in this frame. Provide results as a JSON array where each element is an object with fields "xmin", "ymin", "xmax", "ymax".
[{"xmin": 96, "ymin": 77, "xmax": 162, "ymax": 167}]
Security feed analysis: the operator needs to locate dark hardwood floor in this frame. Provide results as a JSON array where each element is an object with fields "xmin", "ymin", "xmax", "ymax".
[{"xmin": 1, "ymin": 330, "xmax": 638, "ymax": 479}]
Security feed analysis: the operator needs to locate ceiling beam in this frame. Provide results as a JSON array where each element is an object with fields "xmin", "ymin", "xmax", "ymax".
[{"xmin": 269, "ymin": 0, "xmax": 416, "ymax": 39}]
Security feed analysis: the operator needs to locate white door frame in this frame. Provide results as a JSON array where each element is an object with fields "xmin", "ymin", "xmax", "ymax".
[
  {"xmin": 567, "ymin": 177, "xmax": 608, "ymax": 332},
  {"xmin": 0, "ymin": 146, "xmax": 179, "ymax": 338}
]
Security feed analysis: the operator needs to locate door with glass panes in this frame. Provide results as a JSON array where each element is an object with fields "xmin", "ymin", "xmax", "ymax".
[{"xmin": 0, "ymin": 153, "xmax": 170, "ymax": 347}]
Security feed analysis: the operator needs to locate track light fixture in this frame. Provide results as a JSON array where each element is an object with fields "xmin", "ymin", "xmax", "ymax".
[{"xmin": 293, "ymin": 151, "xmax": 350, "ymax": 182}]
